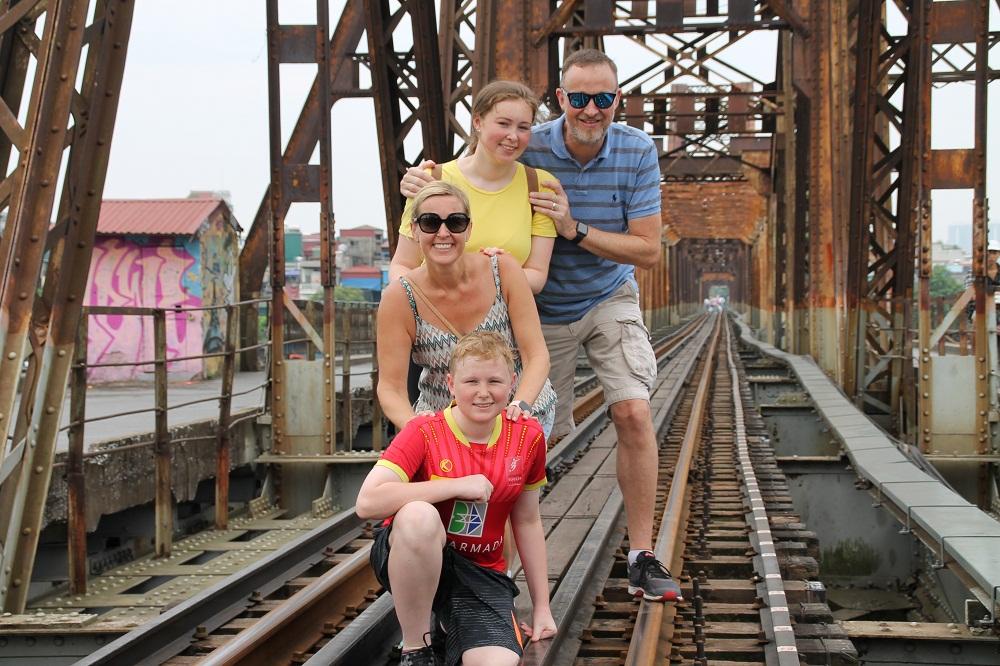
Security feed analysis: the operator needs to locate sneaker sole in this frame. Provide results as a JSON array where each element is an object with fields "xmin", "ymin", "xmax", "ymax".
[{"xmin": 628, "ymin": 584, "xmax": 682, "ymax": 602}]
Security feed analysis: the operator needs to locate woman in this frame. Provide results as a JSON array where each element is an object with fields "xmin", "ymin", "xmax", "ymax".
[
  {"xmin": 389, "ymin": 80, "xmax": 557, "ymax": 294},
  {"xmin": 378, "ymin": 182, "xmax": 557, "ymax": 437}
]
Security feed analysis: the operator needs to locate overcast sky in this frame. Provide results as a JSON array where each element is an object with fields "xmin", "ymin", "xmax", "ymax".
[{"xmin": 103, "ymin": 1, "xmax": 1000, "ymax": 245}]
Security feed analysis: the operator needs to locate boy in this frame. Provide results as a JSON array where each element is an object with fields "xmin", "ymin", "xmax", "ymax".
[{"xmin": 356, "ymin": 331, "xmax": 557, "ymax": 666}]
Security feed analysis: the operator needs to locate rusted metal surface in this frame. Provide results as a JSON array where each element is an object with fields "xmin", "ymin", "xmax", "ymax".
[
  {"xmin": 238, "ymin": 0, "xmax": 365, "ymax": 369},
  {"xmin": 0, "ymin": 0, "xmax": 132, "ymax": 614},
  {"xmin": 845, "ymin": 0, "xmax": 923, "ymax": 434},
  {"xmin": 215, "ymin": 305, "xmax": 238, "ymax": 530},
  {"xmin": 364, "ymin": 0, "xmax": 449, "ymax": 252},
  {"xmin": 153, "ymin": 309, "xmax": 172, "ymax": 557},
  {"xmin": 67, "ymin": 316, "xmax": 89, "ymax": 595}
]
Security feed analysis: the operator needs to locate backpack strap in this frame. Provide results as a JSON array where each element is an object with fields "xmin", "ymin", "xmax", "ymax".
[
  {"xmin": 431, "ymin": 164, "xmax": 443, "ymax": 180},
  {"xmin": 524, "ymin": 165, "xmax": 538, "ymax": 194}
]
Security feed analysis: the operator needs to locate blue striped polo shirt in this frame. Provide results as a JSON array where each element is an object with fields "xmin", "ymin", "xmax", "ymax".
[{"xmin": 520, "ymin": 116, "xmax": 662, "ymax": 324}]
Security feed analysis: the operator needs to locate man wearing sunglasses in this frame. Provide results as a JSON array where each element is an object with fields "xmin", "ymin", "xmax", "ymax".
[
  {"xmin": 399, "ymin": 49, "xmax": 676, "ymax": 604},
  {"xmin": 517, "ymin": 48, "xmax": 678, "ymax": 604}
]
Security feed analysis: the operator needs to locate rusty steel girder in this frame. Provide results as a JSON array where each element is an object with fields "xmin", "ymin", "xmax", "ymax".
[
  {"xmin": 364, "ymin": 0, "xmax": 448, "ymax": 252},
  {"xmin": 845, "ymin": 0, "xmax": 925, "ymax": 430},
  {"xmin": 264, "ymin": 0, "xmax": 336, "ymax": 460},
  {"xmin": 238, "ymin": 0, "xmax": 365, "ymax": 369},
  {"xmin": 0, "ymin": 0, "xmax": 132, "ymax": 613}
]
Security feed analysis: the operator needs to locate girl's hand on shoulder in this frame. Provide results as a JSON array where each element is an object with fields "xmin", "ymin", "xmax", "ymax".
[{"xmin": 479, "ymin": 246, "xmax": 506, "ymax": 257}]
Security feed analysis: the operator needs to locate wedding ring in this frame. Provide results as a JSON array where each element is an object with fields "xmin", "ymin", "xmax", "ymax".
[{"xmin": 552, "ymin": 202, "xmax": 558, "ymax": 211}]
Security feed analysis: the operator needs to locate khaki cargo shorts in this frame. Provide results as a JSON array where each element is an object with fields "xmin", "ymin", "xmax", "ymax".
[{"xmin": 542, "ymin": 280, "xmax": 657, "ymax": 438}]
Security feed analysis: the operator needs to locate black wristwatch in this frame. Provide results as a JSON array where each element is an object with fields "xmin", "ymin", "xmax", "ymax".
[
  {"xmin": 513, "ymin": 400, "xmax": 532, "ymax": 414},
  {"xmin": 571, "ymin": 222, "xmax": 589, "ymax": 244}
]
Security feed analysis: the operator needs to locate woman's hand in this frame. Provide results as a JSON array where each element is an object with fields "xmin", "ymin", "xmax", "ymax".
[
  {"xmin": 505, "ymin": 400, "xmax": 531, "ymax": 422},
  {"xmin": 480, "ymin": 246, "xmax": 507, "ymax": 257}
]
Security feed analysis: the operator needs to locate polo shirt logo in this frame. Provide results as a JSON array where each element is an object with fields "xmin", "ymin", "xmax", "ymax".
[{"xmin": 448, "ymin": 501, "xmax": 487, "ymax": 538}]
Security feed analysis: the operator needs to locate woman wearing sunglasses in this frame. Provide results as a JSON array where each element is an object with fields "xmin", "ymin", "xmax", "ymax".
[
  {"xmin": 388, "ymin": 80, "xmax": 558, "ymax": 294},
  {"xmin": 377, "ymin": 182, "xmax": 556, "ymax": 437}
]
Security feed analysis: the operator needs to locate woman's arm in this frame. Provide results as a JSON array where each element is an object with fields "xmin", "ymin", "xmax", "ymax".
[
  {"xmin": 498, "ymin": 254, "xmax": 550, "ymax": 406},
  {"xmin": 388, "ymin": 235, "xmax": 422, "ymax": 283},
  {"xmin": 521, "ymin": 235, "xmax": 554, "ymax": 294},
  {"xmin": 356, "ymin": 466, "xmax": 493, "ymax": 520},
  {"xmin": 510, "ymin": 489, "xmax": 556, "ymax": 641},
  {"xmin": 376, "ymin": 283, "xmax": 419, "ymax": 429}
]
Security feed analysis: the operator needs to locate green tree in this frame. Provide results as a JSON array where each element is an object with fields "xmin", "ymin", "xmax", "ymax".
[
  {"xmin": 311, "ymin": 285, "xmax": 366, "ymax": 302},
  {"xmin": 929, "ymin": 265, "xmax": 963, "ymax": 300}
]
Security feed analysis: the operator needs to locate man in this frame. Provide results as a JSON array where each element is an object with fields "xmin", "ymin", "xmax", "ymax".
[{"xmin": 401, "ymin": 49, "xmax": 680, "ymax": 603}]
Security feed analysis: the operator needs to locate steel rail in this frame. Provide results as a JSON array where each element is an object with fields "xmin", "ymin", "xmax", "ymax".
[
  {"xmin": 78, "ymin": 316, "xmax": 710, "ymax": 665},
  {"xmin": 625, "ymin": 316, "xmax": 723, "ymax": 666},
  {"xmin": 723, "ymin": 323, "xmax": 800, "ymax": 665},
  {"xmin": 199, "ymin": 546, "xmax": 376, "ymax": 666},
  {"xmin": 75, "ymin": 508, "xmax": 366, "ymax": 666}
]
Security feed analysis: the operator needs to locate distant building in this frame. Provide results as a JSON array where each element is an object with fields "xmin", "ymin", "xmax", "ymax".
[
  {"xmin": 85, "ymin": 197, "xmax": 241, "ymax": 383},
  {"xmin": 947, "ymin": 223, "xmax": 1000, "ymax": 253},
  {"xmin": 340, "ymin": 265, "xmax": 384, "ymax": 292},
  {"xmin": 339, "ymin": 225, "xmax": 388, "ymax": 268},
  {"xmin": 931, "ymin": 241, "xmax": 968, "ymax": 266}
]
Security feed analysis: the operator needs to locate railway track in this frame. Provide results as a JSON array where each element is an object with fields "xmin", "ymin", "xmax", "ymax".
[{"xmin": 79, "ymin": 317, "xmax": 709, "ymax": 665}]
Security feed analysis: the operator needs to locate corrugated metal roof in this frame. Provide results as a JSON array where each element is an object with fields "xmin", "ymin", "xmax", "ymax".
[{"xmin": 97, "ymin": 198, "xmax": 231, "ymax": 236}]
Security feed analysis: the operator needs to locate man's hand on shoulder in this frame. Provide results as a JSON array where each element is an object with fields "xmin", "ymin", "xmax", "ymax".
[
  {"xmin": 400, "ymin": 159, "xmax": 437, "ymax": 198},
  {"xmin": 532, "ymin": 179, "xmax": 575, "ymax": 239}
]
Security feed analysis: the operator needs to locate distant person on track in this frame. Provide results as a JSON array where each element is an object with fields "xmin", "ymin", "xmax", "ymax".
[
  {"xmin": 389, "ymin": 80, "xmax": 558, "ymax": 294},
  {"xmin": 401, "ymin": 48, "xmax": 682, "ymax": 603},
  {"xmin": 377, "ymin": 182, "xmax": 556, "ymax": 437},
  {"xmin": 357, "ymin": 331, "xmax": 557, "ymax": 666}
]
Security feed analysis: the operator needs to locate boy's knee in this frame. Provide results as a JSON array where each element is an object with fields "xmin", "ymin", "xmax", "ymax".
[
  {"xmin": 461, "ymin": 646, "xmax": 520, "ymax": 666},
  {"xmin": 391, "ymin": 502, "xmax": 445, "ymax": 545}
]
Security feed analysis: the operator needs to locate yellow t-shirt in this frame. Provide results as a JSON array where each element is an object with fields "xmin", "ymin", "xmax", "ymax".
[{"xmin": 399, "ymin": 161, "xmax": 558, "ymax": 265}]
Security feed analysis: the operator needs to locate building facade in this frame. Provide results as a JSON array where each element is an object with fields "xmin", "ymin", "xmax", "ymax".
[{"xmin": 84, "ymin": 197, "xmax": 241, "ymax": 382}]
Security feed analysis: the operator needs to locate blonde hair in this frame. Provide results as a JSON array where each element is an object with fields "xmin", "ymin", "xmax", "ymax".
[
  {"xmin": 449, "ymin": 330, "xmax": 515, "ymax": 375},
  {"xmin": 410, "ymin": 181, "xmax": 471, "ymax": 221},
  {"xmin": 468, "ymin": 80, "xmax": 540, "ymax": 154}
]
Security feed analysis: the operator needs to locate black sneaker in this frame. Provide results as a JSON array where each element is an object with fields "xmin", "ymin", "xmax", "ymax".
[
  {"xmin": 628, "ymin": 551, "xmax": 683, "ymax": 602},
  {"xmin": 399, "ymin": 632, "xmax": 441, "ymax": 666}
]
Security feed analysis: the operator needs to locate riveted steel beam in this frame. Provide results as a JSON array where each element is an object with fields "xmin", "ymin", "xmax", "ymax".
[
  {"xmin": 845, "ymin": 0, "xmax": 923, "ymax": 433},
  {"xmin": 365, "ymin": 0, "xmax": 448, "ymax": 251},
  {"xmin": 0, "ymin": 0, "xmax": 132, "ymax": 613}
]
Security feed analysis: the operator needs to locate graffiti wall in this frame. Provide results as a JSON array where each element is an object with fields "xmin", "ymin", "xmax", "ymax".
[
  {"xmin": 85, "ymin": 236, "xmax": 204, "ymax": 383},
  {"xmin": 200, "ymin": 210, "xmax": 238, "ymax": 378}
]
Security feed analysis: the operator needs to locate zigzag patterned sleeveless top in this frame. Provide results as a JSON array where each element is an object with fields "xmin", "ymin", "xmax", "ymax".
[{"xmin": 400, "ymin": 255, "xmax": 557, "ymax": 422}]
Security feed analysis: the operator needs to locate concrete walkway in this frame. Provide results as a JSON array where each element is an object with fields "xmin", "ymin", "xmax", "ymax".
[{"xmin": 56, "ymin": 361, "xmax": 373, "ymax": 451}]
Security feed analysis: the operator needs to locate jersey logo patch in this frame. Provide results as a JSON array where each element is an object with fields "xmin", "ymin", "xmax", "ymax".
[
  {"xmin": 439, "ymin": 459, "xmax": 453, "ymax": 473},
  {"xmin": 447, "ymin": 501, "xmax": 487, "ymax": 538}
]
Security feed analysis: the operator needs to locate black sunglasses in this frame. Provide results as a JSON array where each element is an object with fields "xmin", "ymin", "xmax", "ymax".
[
  {"xmin": 561, "ymin": 89, "xmax": 617, "ymax": 109},
  {"xmin": 414, "ymin": 212, "xmax": 471, "ymax": 234}
]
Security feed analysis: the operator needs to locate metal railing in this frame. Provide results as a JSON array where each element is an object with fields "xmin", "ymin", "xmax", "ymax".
[{"xmin": 64, "ymin": 298, "xmax": 268, "ymax": 595}]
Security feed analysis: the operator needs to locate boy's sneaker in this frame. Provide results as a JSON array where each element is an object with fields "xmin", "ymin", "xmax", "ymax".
[
  {"xmin": 627, "ymin": 551, "xmax": 683, "ymax": 602},
  {"xmin": 399, "ymin": 632, "xmax": 441, "ymax": 666}
]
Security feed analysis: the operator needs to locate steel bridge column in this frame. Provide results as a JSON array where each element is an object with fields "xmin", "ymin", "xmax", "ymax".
[
  {"xmin": 238, "ymin": 0, "xmax": 365, "ymax": 370},
  {"xmin": 365, "ymin": 0, "xmax": 449, "ymax": 252},
  {"xmin": 0, "ymin": 0, "xmax": 131, "ymax": 613}
]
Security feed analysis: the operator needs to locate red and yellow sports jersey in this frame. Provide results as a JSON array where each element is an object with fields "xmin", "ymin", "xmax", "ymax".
[{"xmin": 375, "ymin": 407, "xmax": 547, "ymax": 572}]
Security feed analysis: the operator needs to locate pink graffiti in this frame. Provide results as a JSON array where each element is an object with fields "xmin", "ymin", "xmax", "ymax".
[{"xmin": 85, "ymin": 238, "xmax": 203, "ymax": 383}]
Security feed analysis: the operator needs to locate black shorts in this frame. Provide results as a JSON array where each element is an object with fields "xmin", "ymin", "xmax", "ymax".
[{"xmin": 371, "ymin": 525, "xmax": 523, "ymax": 666}]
